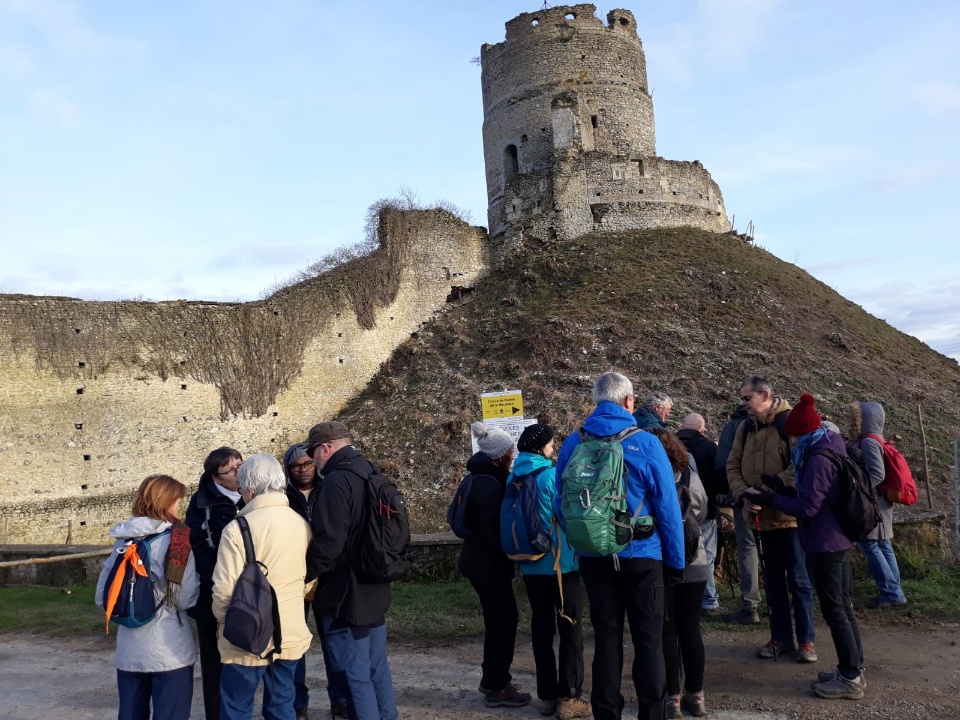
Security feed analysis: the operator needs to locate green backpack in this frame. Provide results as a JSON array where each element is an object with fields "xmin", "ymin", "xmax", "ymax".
[{"xmin": 560, "ymin": 427, "xmax": 652, "ymax": 556}]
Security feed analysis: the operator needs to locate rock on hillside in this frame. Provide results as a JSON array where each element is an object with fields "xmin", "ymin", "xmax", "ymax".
[{"xmin": 333, "ymin": 228, "xmax": 960, "ymax": 536}]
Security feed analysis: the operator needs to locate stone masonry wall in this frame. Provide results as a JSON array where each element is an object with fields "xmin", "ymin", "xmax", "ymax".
[{"xmin": 0, "ymin": 210, "xmax": 487, "ymax": 544}]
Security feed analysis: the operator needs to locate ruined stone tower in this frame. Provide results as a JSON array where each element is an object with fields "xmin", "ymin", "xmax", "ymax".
[{"xmin": 481, "ymin": 4, "xmax": 730, "ymax": 244}]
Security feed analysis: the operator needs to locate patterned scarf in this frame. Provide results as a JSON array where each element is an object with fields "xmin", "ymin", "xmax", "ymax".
[
  {"xmin": 163, "ymin": 522, "xmax": 192, "ymax": 606},
  {"xmin": 792, "ymin": 426, "xmax": 828, "ymax": 478}
]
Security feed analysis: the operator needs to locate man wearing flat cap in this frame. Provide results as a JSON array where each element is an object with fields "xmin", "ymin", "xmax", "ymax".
[{"xmin": 304, "ymin": 422, "xmax": 398, "ymax": 720}]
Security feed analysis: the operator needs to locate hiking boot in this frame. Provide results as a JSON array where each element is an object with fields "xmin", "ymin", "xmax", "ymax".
[
  {"xmin": 478, "ymin": 680, "xmax": 523, "ymax": 694},
  {"xmin": 796, "ymin": 641, "xmax": 818, "ymax": 663},
  {"xmin": 757, "ymin": 638, "xmax": 794, "ymax": 658},
  {"xmin": 701, "ymin": 605, "xmax": 724, "ymax": 617},
  {"xmin": 485, "ymin": 685, "xmax": 532, "ymax": 708},
  {"xmin": 666, "ymin": 694, "xmax": 681, "ymax": 719},
  {"xmin": 330, "ymin": 702, "xmax": 349, "ymax": 719},
  {"xmin": 681, "ymin": 691, "xmax": 707, "ymax": 717},
  {"xmin": 812, "ymin": 674, "xmax": 864, "ymax": 700},
  {"xmin": 295, "ymin": 708, "xmax": 308, "ymax": 720},
  {"xmin": 817, "ymin": 668, "xmax": 868, "ymax": 690},
  {"xmin": 730, "ymin": 607, "xmax": 761, "ymax": 624},
  {"xmin": 540, "ymin": 698, "xmax": 558, "ymax": 716},
  {"xmin": 868, "ymin": 595, "xmax": 908, "ymax": 609},
  {"xmin": 557, "ymin": 696, "xmax": 592, "ymax": 720}
]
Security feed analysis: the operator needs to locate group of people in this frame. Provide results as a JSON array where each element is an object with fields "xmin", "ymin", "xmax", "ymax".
[
  {"xmin": 96, "ymin": 421, "xmax": 399, "ymax": 720},
  {"xmin": 456, "ymin": 371, "xmax": 907, "ymax": 720},
  {"xmin": 94, "ymin": 370, "xmax": 908, "ymax": 720}
]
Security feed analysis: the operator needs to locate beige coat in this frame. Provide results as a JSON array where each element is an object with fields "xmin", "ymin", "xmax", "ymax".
[
  {"xmin": 727, "ymin": 397, "xmax": 797, "ymax": 532},
  {"xmin": 212, "ymin": 491, "xmax": 313, "ymax": 665}
]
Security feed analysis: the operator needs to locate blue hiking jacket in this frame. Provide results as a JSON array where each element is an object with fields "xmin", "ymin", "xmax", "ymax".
[
  {"xmin": 555, "ymin": 401, "xmax": 685, "ymax": 569},
  {"xmin": 508, "ymin": 452, "xmax": 578, "ymax": 576}
]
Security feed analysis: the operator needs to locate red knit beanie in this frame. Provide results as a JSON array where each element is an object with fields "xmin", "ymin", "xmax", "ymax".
[{"xmin": 784, "ymin": 393, "xmax": 822, "ymax": 437}]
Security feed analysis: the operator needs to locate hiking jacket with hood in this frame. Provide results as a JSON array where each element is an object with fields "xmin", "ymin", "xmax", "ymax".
[
  {"xmin": 306, "ymin": 445, "xmax": 392, "ymax": 627},
  {"xmin": 677, "ymin": 428, "xmax": 721, "ymax": 519},
  {"xmin": 632, "ymin": 405, "xmax": 667, "ymax": 430},
  {"xmin": 508, "ymin": 451, "xmax": 577, "ymax": 576},
  {"xmin": 555, "ymin": 401, "xmax": 686, "ymax": 569},
  {"xmin": 851, "ymin": 401, "xmax": 894, "ymax": 540},
  {"xmin": 212, "ymin": 491, "xmax": 313, "ymax": 665},
  {"xmin": 95, "ymin": 516, "xmax": 200, "ymax": 672},
  {"xmin": 457, "ymin": 451, "xmax": 515, "ymax": 583},
  {"xmin": 772, "ymin": 430, "xmax": 854, "ymax": 553},
  {"xmin": 727, "ymin": 397, "xmax": 797, "ymax": 532},
  {"xmin": 185, "ymin": 472, "xmax": 244, "ymax": 623}
]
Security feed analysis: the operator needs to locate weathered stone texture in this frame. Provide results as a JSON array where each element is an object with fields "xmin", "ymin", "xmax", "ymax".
[
  {"xmin": 481, "ymin": 4, "xmax": 731, "ymax": 245},
  {"xmin": 0, "ymin": 210, "xmax": 486, "ymax": 544}
]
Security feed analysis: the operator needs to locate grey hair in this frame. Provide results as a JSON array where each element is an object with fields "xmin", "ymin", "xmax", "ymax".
[
  {"xmin": 593, "ymin": 372, "xmax": 634, "ymax": 405},
  {"xmin": 237, "ymin": 453, "xmax": 287, "ymax": 496},
  {"xmin": 643, "ymin": 391, "xmax": 672, "ymax": 411},
  {"xmin": 741, "ymin": 374, "xmax": 774, "ymax": 395}
]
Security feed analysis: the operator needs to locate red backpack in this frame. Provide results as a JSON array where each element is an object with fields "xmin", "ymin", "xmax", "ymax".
[{"xmin": 862, "ymin": 434, "xmax": 918, "ymax": 505}]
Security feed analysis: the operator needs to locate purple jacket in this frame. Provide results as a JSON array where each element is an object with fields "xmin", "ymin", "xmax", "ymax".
[{"xmin": 772, "ymin": 431, "xmax": 853, "ymax": 553}]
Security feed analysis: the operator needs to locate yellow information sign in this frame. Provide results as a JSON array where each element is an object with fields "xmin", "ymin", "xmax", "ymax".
[{"xmin": 481, "ymin": 390, "xmax": 524, "ymax": 420}]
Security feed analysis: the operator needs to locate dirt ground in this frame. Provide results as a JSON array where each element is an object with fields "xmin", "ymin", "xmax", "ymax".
[{"xmin": 1, "ymin": 618, "xmax": 959, "ymax": 720}]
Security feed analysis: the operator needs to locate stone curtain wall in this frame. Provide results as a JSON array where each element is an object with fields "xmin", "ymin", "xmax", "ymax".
[
  {"xmin": 0, "ymin": 209, "xmax": 487, "ymax": 544},
  {"xmin": 480, "ymin": 4, "xmax": 731, "ymax": 249}
]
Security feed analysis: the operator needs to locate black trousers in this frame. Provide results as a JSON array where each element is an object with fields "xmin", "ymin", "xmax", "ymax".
[
  {"xmin": 468, "ymin": 574, "xmax": 519, "ymax": 692},
  {"xmin": 806, "ymin": 549, "xmax": 864, "ymax": 680},
  {"xmin": 523, "ymin": 572, "xmax": 585, "ymax": 701},
  {"xmin": 194, "ymin": 613, "xmax": 222, "ymax": 720},
  {"xmin": 580, "ymin": 556, "xmax": 666, "ymax": 720},
  {"xmin": 662, "ymin": 580, "xmax": 707, "ymax": 695}
]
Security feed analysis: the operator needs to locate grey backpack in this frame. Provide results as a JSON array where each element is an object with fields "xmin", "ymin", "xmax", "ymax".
[{"xmin": 222, "ymin": 516, "xmax": 281, "ymax": 659}]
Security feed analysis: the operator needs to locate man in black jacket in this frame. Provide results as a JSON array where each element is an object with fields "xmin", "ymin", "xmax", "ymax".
[
  {"xmin": 284, "ymin": 442, "xmax": 348, "ymax": 719},
  {"xmin": 185, "ymin": 446, "xmax": 244, "ymax": 720},
  {"xmin": 458, "ymin": 421, "xmax": 531, "ymax": 709},
  {"xmin": 677, "ymin": 413, "xmax": 723, "ymax": 616},
  {"xmin": 304, "ymin": 422, "xmax": 398, "ymax": 720}
]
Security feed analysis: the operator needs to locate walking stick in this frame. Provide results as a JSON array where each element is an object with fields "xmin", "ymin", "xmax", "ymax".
[{"xmin": 751, "ymin": 510, "xmax": 778, "ymax": 661}]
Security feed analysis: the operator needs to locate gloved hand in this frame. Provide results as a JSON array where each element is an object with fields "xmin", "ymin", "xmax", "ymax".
[
  {"xmin": 744, "ymin": 488, "xmax": 776, "ymax": 507},
  {"xmin": 734, "ymin": 494, "xmax": 747, "ymax": 509},
  {"xmin": 761, "ymin": 473, "xmax": 796, "ymax": 498},
  {"xmin": 664, "ymin": 567, "xmax": 684, "ymax": 586}
]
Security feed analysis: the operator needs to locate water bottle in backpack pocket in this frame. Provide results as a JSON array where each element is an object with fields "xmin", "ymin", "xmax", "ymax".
[{"xmin": 500, "ymin": 471, "xmax": 552, "ymax": 563}]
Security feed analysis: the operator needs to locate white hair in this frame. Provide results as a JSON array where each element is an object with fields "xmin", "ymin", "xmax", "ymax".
[
  {"xmin": 593, "ymin": 371, "xmax": 634, "ymax": 405},
  {"xmin": 643, "ymin": 391, "xmax": 673, "ymax": 411},
  {"xmin": 237, "ymin": 453, "xmax": 287, "ymax": 496}
]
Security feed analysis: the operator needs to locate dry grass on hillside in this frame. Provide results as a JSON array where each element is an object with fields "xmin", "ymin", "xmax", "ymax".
[{"xmin": 334, "ymin": 228, "xmax": 960, "ymax": 533}]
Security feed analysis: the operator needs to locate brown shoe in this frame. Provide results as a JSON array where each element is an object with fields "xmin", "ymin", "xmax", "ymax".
[
  {"xmin": 682, "ymin": 691, "xmax": 707, "ymax": 717},
  {"xmin": 557, "ymin": 696, "xmax": 592, "ymax": 720}
]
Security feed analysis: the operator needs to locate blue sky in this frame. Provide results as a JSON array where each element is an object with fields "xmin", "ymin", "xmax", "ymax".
[{"xmin": 1, "ymin": 1, "xmax": 958, "ymax": 361}]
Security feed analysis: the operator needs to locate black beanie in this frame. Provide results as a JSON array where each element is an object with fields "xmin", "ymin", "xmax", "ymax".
[{"xmin": 517, "ymin": 423, "xmax": 554, "ymax": 454}]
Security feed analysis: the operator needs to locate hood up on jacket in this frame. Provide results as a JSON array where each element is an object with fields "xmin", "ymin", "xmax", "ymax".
[
  {"xmin": 847, "ymin": 401, "xmax": 885, "ymax": 440},
  {"xmin": 109, "ymin": 516, "xmax": 173, "ymax": 540}
]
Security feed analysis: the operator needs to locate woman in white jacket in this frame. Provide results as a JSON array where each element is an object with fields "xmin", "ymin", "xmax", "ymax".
[{"xmin": 95, "ymin": 474, "xmax": 200, "ymax": 720}]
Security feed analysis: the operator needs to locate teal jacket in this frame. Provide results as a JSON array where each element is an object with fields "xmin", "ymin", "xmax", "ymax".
[{"xmin": 508, "ymin": 452, "xmax": 578, "ymax": 576}]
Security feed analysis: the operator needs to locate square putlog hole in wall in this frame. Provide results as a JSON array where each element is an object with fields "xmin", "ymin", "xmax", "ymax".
[
  {"xmin": 76, "ymin": 388, "xmax": 85, "ymax": 395},
  {"xmin": 80, "ymin": 521, "xmax": 87, "ymax": 526},
  {"xmin": 75, "ymin": 423, "xmax": 83, "ymax": 430},
  {"xmin": 180, "ymin": 384, "xmax": 187, "ymax": 390},
  {"xmin": 77, "ymin": 361, "xmax": 86, "ymax": 368},
  {"xmin": 83, "ymin": 454, "xmax": 91, "ymax": 461},
  {"xmin": 81, "ymin": 484, "xmax": 88, "ymax": 490}
]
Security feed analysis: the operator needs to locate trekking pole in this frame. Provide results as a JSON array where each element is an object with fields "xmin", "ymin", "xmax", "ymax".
[
  {"xmin": 751, "ymin": 511, "xmax": 777, "ymax": 662},
  {"xmin": 719, "ymin": 513, "xmax": 737, "ymax": 601}
]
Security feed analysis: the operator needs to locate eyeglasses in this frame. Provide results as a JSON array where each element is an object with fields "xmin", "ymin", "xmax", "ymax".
[
  {"xmin": 217, "ymin": 464, "xmax": 242, "ymax": 476},
  {"xmin": 290, "ymin": 461, "xmax": 314, "ymax": 471},
  {"xmin": 740, "ymin": 394, "xmax": 754, "ymax": 403}
]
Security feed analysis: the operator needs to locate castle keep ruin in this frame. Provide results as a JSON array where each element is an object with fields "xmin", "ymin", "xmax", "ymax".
[{"xmin": 481, "ymin": 4, "xmax": 730, "ymax": 244}]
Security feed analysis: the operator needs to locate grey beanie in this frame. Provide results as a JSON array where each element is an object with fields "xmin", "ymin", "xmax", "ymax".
[
  {"xmin": 472, "ymin": 421, "xmax": 513, "ymax": 460},
  {"xmin": 822, "ymin": 421, "xmax": 841, "ymax": 435}
]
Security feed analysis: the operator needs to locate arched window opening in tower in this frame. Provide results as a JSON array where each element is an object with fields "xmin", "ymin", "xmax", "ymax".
[{"xmin": 504, "ymin": 144, "xmax": 519, "ymax": 184}]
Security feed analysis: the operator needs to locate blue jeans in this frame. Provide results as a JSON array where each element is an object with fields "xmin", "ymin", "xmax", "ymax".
[
  {"xmin": 295, "ymin": 603, "xmax": 348, "ymax": 712},
  {"xmin": 700, "ymin": 519, "xmax": 720, "ymax": 610},
  {"xmin": 220, "ymin": 659, "xmax": 299, "ymax": 720},
  {"xmin": 321, "ymin": 617, "xmax": 398, "ymax": 720},
  {"xmin": 117, "ymin": 665, "xmax": 192, "ymax": 720},
  {"xmin": 859, "ymin": 538, "xmax": 906, "ymax": 603},
  {"xmin": 759, "ymin": 527, "xmax": 815, "ymax": 646}
]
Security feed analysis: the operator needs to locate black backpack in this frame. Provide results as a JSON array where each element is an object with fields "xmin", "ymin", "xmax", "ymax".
[
  {"xmin": 447, "ymin": 473, "xmax": 479, "ymax": 539},
  {"xmin": 677, "ymin": 467, "xmax": 702, "ymax": 565},
  {"xmin": 222, "ymin": 516, "xmax": 282, "ymax": 659},
  {"xmin": 346, "ymin": 465, "xmax": 412, "ymax": 584},
  {"xmin": 808, "ymin": 448, "xmax": 880, "ymax": 542}
]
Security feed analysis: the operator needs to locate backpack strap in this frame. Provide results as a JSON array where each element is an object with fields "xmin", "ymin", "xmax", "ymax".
[{"xmin": 236, "ymin": 516, "xmax": 282, "ymax": 660}]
